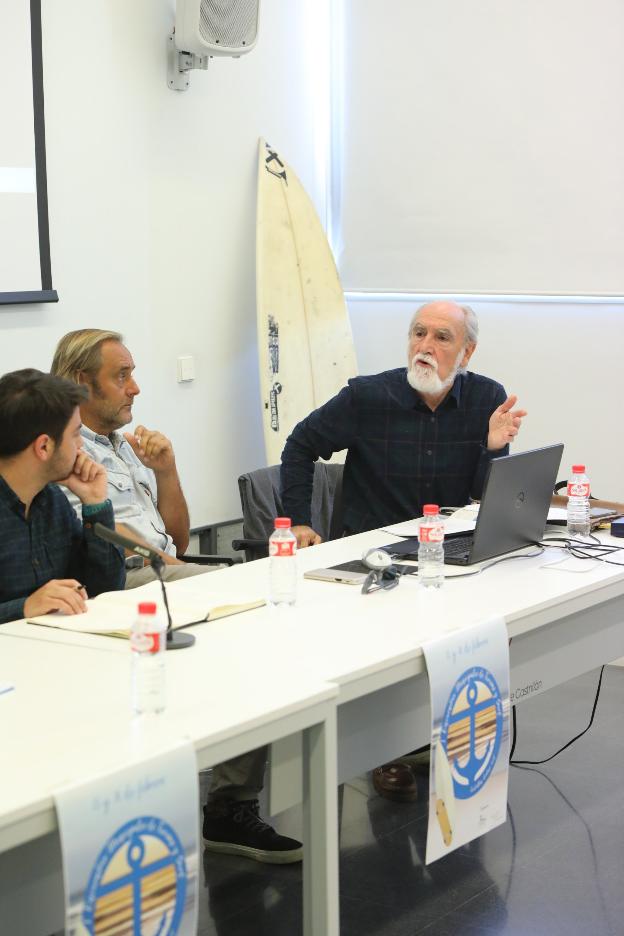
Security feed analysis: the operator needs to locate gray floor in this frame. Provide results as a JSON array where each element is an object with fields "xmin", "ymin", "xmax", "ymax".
[{"xmin": 198, "ymin": 665, "xmax": 624, "ymax": 936}]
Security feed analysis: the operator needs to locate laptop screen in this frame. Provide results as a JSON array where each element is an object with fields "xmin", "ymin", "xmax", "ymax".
[
  {"xmin": 469, "ymin": 443, "xmax": 564, "ymax": 563},
  {"xmin": 385, "ymin": 444, "xmax": 564, "ymax": 566}
]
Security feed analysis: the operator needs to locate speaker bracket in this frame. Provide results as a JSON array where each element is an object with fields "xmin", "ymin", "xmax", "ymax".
[{"xmin": 167, "ymin": 32, "xmax": 208, "ymax": 92}]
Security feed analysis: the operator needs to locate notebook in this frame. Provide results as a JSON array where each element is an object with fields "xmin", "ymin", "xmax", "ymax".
[
  {"xmin": 27, "ymin": 585, "xmax": 265, "ymax": 636},
  {"xmin": 390, "ymin": 443, "xmax": 564, "ymax": 566}
]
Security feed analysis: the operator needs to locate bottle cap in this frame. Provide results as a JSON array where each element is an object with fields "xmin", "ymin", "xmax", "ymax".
[
  {"xmin": 423, "ymin": 504, "xmax": 440, "ymax": 515},
  {"xmin": 274, "ymin": 517, "xmax": 292, "ymax": 528},
  {"xmin": 137, "ymin": 601, "xmax": 157, "ymax": 614},
  {"xmin": 572, "ymin": 465, "xmax": 586, "ymax": 473}
]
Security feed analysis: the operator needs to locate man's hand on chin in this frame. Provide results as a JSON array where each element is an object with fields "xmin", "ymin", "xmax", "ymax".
[
  {"xmin": 60, "ymin": 452, "xmax": 108, "ymax": 504},
  {"xmin": 487, "ymin": 395, "xmax": 527, "ymax": 451}
]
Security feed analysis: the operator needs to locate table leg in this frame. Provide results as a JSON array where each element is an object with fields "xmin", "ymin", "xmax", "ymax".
[{"xmin": 302, "ymin": 705, "xmax": 339, "ymax": 936}]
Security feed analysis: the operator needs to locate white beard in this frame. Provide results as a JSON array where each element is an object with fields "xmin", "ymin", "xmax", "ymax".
[{"xmin": 407, "ymin": 349, "xmax": 466, "ymax": 395}]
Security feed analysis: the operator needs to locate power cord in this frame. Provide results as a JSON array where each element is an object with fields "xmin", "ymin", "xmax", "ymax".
[
  {"xmin": 539, "ymin": 533, "xmax": 624, "ymax": 567},
  {"xmin": 510, "ymin": 665, "xmax": 605, "ymax": 766}
]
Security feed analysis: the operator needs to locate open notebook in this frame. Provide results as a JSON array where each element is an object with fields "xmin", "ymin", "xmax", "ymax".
[{"xmin": 27, "ymin": 583, "xmax": 265, "ymax": 637}]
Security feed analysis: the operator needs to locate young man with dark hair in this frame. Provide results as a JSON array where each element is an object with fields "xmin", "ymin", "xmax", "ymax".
[{"xmin": 0, "ymin": 369, "xmax": 125, "ymax": 624}]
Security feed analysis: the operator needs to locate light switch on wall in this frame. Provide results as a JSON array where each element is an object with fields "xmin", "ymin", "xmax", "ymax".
[{"xmin": 177, "ymin": 355, "xmax": 195, "ymax": 382}]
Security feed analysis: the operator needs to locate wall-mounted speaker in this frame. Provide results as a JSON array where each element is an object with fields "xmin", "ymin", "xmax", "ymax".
[{"xmin": 175, "ymin": 0, "xmax": 260, "ymax": 57}]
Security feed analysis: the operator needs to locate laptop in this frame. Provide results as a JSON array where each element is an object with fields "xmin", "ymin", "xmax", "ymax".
[{"xmin": 390, "ymin": 443, "xmax": 564, "ymax": 566}]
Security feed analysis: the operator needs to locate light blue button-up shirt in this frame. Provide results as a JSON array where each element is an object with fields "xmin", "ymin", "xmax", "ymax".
[{"xmin": 63, "ymin": 425, "xmax": 176, "ymax": 556}]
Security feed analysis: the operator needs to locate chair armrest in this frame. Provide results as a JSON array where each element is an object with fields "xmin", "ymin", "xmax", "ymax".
[
  {"xmin": 232, "ymin": 538, "xmax": 268, "ymax": 552},
  {"xmin": 180, "ymin": 553, "xmax": 241, "ymax": 567}
]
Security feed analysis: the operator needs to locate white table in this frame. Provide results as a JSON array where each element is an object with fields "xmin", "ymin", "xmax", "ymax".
[
  {"xmin": 0, "ymin": 630, "xmax": 339, "ymax": 936},
  {"xmin": 3, "ymin": 526, "xmax": 624, "ymax": 933},
  {"xmin": 96, "ymin": 526, "xmax": 624, "ymax": 812},
  {"xmin": 266, "ymin": 525, "xmax": 624, "ymax": 807}
]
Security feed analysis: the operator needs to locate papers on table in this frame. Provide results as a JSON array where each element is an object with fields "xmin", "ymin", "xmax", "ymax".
[
  {"xmin": 547, "ymin": 507, "xmax": 568, "ymax": 523},
  {"xmin": 386, "ymin": 505, "xmax": 479, "ymax": 539},
  {"xmin": 27, "ymin": 584, "xmax": 265, "ymax": 637}
]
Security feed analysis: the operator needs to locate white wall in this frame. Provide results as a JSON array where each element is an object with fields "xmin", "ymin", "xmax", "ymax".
[
  {"xmin": 349, "ymin": 296, "xmax": 624, "ymax": 499},
  {"xmin": 0, "ymin": 0, "xmax": 326, "ymax": 526},
  {"xmin": 1, "ymin": 1, "xmax": 621, "ymax": 525}
]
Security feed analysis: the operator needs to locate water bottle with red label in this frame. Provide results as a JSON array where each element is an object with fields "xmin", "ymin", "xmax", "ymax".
[
  {"xmin": 566, "ymin": 465, "xmax": 591, "ymax": 538},
  {"xmin": 130, "ymin": 600, "xmax": 167, "ymax": 714},
  {"xmin": 418, "ymin": 504, "xmax": 445, "ymax": 588},
  {"xmin": 269, "ymin": 517, "xmax": 297, "ymax": 606}
]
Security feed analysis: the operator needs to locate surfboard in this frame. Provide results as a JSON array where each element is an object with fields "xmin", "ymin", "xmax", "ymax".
[{"xmin": 256, "ymin": 138, "xmax": 358, "ymax": 465}]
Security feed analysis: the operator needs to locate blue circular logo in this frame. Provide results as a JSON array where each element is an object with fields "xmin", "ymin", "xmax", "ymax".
[
  {"xmin": 82, "ymin": 816, "xmax": 187, "ymax": 935},
  {"xmin": 440, "ymin": 666, "xmax": 503, "ymax": 799}
]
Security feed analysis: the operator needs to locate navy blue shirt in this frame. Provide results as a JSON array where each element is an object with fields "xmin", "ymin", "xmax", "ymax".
[
  {"xmin": 0, "ymin": 476, "xmax": 125, "ymax": 624},
  {"xmin": 281, "ymin": 368, "xmax": 508, "ymax": 535}
]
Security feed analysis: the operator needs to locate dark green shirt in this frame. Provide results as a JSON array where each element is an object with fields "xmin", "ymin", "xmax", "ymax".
[{"xmin": 0, "ymin": 476, "xmax": 125, "ymax": 624}]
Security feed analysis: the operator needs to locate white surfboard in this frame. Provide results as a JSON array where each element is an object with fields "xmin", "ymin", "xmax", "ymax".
[{"xmin": 256, "ymin": 139, "xmax": 358, "ymax": 465}]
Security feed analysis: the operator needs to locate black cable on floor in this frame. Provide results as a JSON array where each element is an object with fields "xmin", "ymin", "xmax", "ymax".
[
  {"xmin": 509, "ymin": 704, "xmax": 517, "ymax": 760},
  {"xmin": 510, "ymin": 665, "xmax": 605, "ymax": 766}
]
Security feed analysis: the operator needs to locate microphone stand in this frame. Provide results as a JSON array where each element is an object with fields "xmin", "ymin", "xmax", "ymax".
[
  {"xmin": 94, "ymin": 523, "xmax": 195, "ymax": 649},
  {"xmin": 151, "ymin": 556, "xmax": 195, "ymax": 650}
]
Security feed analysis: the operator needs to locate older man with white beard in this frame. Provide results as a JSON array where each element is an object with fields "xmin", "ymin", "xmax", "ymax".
[{"xmin": 281, "ymin": 300, "xmax": 526, "ymax": 547}]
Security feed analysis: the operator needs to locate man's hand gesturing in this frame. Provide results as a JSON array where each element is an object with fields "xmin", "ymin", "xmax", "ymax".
[
  {"xmin": 487, "ymin": 395, "xmax": 527, "ymax": 451},
  {"xmin": 124, "ymin": 426, "xmax": 176, "ymax": 474}
]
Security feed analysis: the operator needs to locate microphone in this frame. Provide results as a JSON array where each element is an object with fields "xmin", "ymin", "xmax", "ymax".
[
  {"xmin": 94, "ymin": 522, "xmax": 165, "ymax": 569},
  {"xmin": 94, "ymin": 523, "xmax": 195, "ymax": 650}
]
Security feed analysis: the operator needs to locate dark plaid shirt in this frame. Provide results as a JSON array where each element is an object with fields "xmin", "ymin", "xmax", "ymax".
[
  {"xmin": 0, "ymin": 476, "xmax": 125, "ymax": 624},
  {"xmin": 281, "ymin": 368, "xmax": 508, "ymax": 535}
]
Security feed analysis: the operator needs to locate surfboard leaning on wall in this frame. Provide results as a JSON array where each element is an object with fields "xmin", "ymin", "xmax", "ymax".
[{"xmin": 256, "ymin": 138, "xmax": 358, "ymax": 465}]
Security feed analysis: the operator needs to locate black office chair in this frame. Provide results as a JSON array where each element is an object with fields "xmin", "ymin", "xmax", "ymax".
[{"xmin": 232, "ymin": 462, "xmax": 344, "ymax": 561}]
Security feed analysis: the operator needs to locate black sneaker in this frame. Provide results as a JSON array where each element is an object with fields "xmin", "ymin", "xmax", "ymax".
[{"xmin": 202, "ymin": 799, "xmax": 303, "ymax": 864}]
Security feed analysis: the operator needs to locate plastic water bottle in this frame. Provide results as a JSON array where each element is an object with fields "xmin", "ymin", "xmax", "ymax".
[
  {"xmin": 269, "ymin": 517, "xmax": 297, "ymax": 606},
  {"xmin": 566, "ymin": 465, "xmax": 591, "ymax": 538},
  {"xmin": 418, "ymin": 504, "xmax": 445, "ymax": 588},
  {"xmin": 131, "ymin": 601, "xmax": 167, "ymax": 714}
]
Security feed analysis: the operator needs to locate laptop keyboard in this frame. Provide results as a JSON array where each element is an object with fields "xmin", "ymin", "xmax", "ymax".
[
  {"xmin": 388, "ymin": 536, "xmax": 473, "ymax": 565},
  {"xmin": 439, "ymin": 536, "xmax": 472, "ymax": 564}
]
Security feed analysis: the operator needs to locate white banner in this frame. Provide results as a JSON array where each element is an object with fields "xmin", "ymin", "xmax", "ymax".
[
  {"xmin": 423, "ymin": 616, "xmax": 510, "ymax": 864},
  {"xmin": 55, "ymin": 741, "xmax": 199, "ymax": 935}
]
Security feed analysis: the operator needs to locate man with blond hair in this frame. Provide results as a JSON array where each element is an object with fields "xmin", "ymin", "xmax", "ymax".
[
  {"xmin": 51, "ymin": 329, "xmax": 303, "ymax": 864},
  {"xmin": 51, "ymin": 328, "xmax": 205, "ymax": 587}
]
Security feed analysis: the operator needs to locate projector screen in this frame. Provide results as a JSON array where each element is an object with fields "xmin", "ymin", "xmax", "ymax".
[{"xmin": 0, "ymin": 0, "xmax": 57, "ymax": 305}]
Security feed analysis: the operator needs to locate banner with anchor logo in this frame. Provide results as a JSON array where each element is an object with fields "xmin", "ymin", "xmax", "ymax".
[
  {"xmin": 422, "ymin": 616, "xmax": 510, "ymax": 863},
  {"xmin": 55, "ymin": 741, "xmax": 198, "ymax": 935}
]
